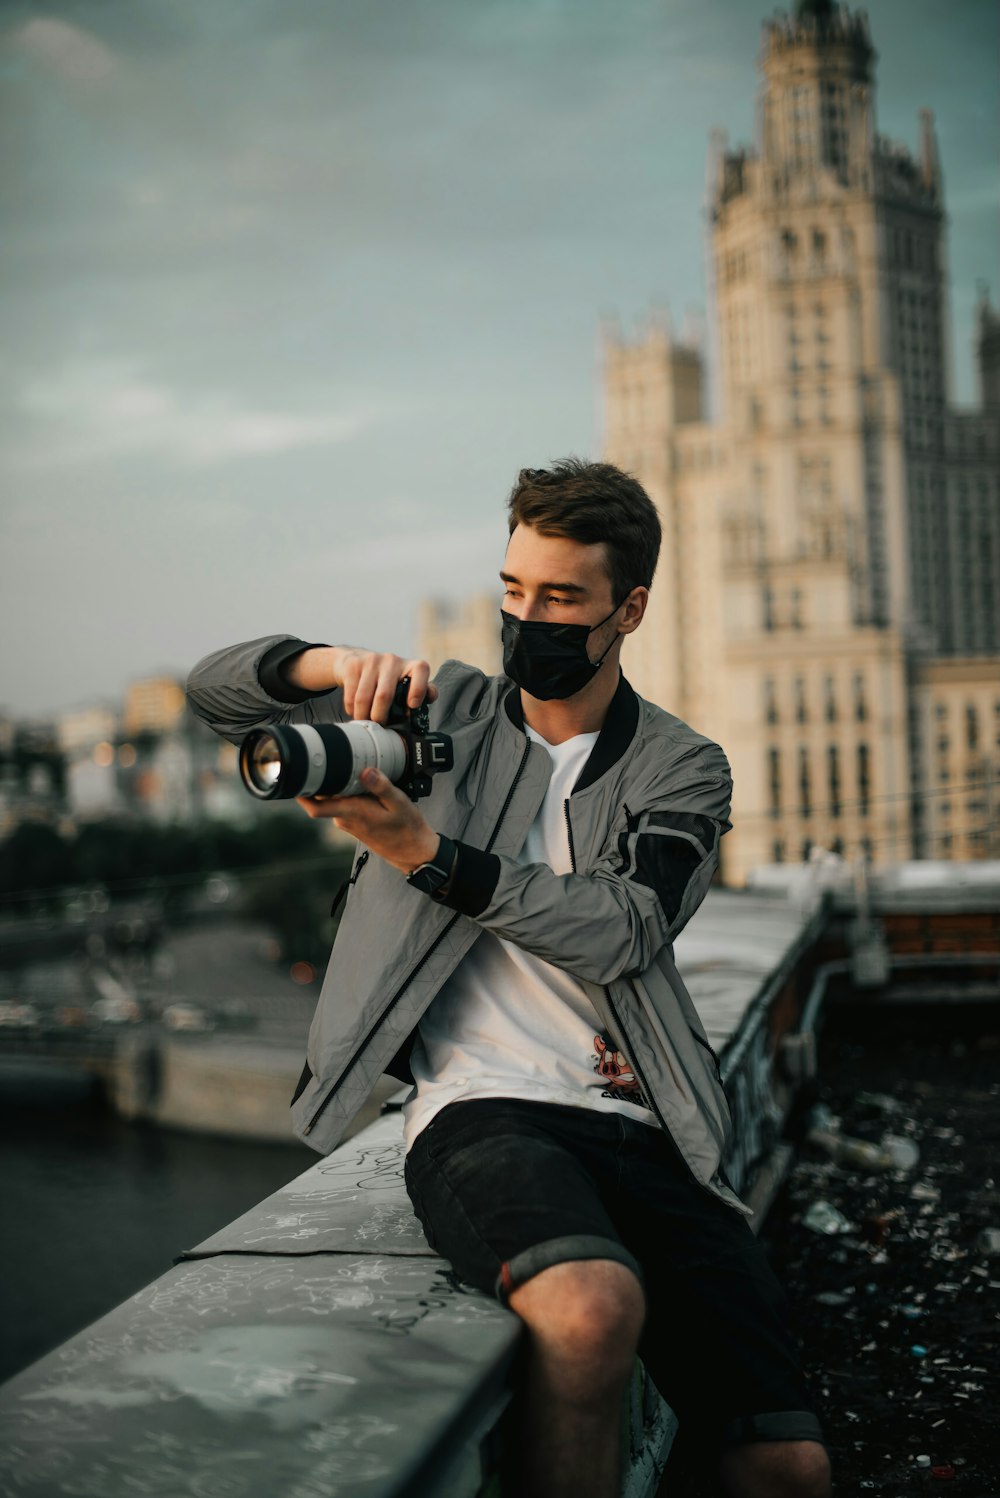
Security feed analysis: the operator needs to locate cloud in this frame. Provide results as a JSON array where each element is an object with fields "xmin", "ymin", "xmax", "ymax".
[
  {"xmin": 12, "ymin": 360, "xmax": 376, "ymax": 468},
  {"xmin": 14, "ymin": 17, "xmax": 116, "ymax": 84},
  {"xmin": 291, "ymin": 518, "xmax": 505, "ymax": 585}
]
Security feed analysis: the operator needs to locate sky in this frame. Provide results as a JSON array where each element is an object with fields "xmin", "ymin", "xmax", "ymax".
[{"xmin": 1, "ymin": 0, "xmax": 997, "ymax": 721}]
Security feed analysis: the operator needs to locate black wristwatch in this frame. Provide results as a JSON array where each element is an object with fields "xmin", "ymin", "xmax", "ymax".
[{"xmin": 406, "ymin": 835, "xmax": 458, "ymax": 898}]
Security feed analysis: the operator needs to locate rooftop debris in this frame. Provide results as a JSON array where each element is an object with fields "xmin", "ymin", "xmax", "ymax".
[{"xmin": 660, "ymin": 1012, "xmax": 998, "ymax": 1495}]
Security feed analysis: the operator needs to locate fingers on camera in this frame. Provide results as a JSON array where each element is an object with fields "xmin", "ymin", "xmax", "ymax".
[
  {"xmin": 349, "ymin": 657, "xmax": 382, "ymax": 721},
  {"xmin": 405, "ymin": 660, "xmax": 434, "ymax": 708},
  {"xmin": 347, "ymin": 654, "xmax": 433, "ymax": 720},
  {"xmin": 370, "ymin": 656, "xmax": 401, "ymax": 723}
]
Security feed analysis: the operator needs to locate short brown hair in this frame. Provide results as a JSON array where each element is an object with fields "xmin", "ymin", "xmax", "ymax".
[{"xmin": 506, "ymin": 457, "xmax": 661, "ymax": 605}]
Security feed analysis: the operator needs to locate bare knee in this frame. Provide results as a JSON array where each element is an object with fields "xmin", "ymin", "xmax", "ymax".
[
  {"xmin": 719, "ymin": 1438, "xmax": 832, "ymax": 1498},
  {"xmin": 507, "ymin": 1258, "xmax": 646, "ymax": 1390},
  {"xmin": 785, "ymin": 1442, "xmax": 832, "ymax": 1498}
]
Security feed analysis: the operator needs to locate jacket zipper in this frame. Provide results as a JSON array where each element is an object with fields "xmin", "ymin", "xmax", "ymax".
[
  {"xmin": 564, "ymin": 797, "xmax": 732, "ymax": 1207},
  {"xmin": 303, "ymin": 734, "xmax": 533, "ymax": 1135},
  {"xmin": 562, "ymin": 798, "xmax": 576, "ymax": 870},
  {"xmin": 689, "ymin": 1026, "xmax": 724, "ymax": 1081}
]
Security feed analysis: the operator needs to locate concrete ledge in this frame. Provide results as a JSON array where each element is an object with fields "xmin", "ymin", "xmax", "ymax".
[
  {"xmin": 0, "ymin": 1251, "xmax": 520, "ymax": 1498},
  {"xmin": 0, "ymin": 1100, "xmax": 677, "ymax": 1498}
]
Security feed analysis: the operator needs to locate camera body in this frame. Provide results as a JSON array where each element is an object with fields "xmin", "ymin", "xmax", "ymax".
[{"xmin": 239, "ymin": 678, "xmax": 453, "ymax": 802}]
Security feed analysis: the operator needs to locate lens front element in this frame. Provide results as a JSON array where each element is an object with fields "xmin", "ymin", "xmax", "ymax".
[{"xmin": 241, "ymin": 731, "xmax": 285, "ymax": 797}]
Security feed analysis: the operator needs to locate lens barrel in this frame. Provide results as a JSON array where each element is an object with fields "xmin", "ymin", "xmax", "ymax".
[{"xmin": 238, "ymin": 722, "xmax": 406, "ymax": 800}]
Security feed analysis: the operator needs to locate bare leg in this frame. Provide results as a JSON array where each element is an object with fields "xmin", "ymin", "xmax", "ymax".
[
  {"xmin": 718, "ymin": 1438, "xmax": 832, "ymax": 1498},
  {"xmin": 501, "ymin": 1257, "xmax": 646, "ymax": 1498}
]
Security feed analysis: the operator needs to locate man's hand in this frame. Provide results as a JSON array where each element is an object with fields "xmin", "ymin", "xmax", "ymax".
[
  {"xmin": 284, "ymin": 646, "xmax": 438, "ymax": 724},
  {"xmin": 336, "ymin": 650, "xmax": 438, "ymax": 724},
  {"xmin": 296, "ymin": 768, "xmax": 440, "ymax": 876}
]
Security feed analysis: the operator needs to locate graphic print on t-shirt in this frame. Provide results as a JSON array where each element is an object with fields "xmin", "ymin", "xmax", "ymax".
[{"xmin": 593, "ymin": 1033, "xmax": 652, "ymax": 1110}]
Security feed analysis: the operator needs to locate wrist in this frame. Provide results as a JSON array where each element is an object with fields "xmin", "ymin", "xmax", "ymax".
[
  {"xmin": 290, "ymin": 646, "xmax": 342, "ymax": 694},
  {"xmin": 260, "ymin": 639, "xmax": 333, "ymax": 704},
  {"xmin": 407, "ymin": 831, "xmax": 445, "ymax": 877}
]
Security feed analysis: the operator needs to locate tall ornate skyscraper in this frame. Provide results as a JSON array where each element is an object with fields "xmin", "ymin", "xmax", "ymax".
[
  {"xmin": 422, "ymin": 0, "xmax": 1000, "ymax": 883},
  {"xmin": 602, "ymin": 1, "xmax": 999, "ymax": 881}
]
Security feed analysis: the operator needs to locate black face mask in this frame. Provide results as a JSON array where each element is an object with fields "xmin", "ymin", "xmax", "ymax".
[{"xmin": 500, "ymin": 603, "xmax": 622, "ymax": 701}]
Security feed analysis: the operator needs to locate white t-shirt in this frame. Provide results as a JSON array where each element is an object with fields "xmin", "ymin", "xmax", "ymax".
[{"xmin": 401, "ymin": 722, "xmax": 659, "ymax": 1151}]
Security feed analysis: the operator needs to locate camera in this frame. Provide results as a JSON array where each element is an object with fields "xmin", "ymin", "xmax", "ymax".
[{"xmin": 238, "ymin": 678, "xmax": 454, "ymax": 803}]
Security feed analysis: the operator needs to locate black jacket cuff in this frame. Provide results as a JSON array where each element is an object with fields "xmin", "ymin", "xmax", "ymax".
[
  {"xmin": 258, "ymin": 640, "xmax": 332, "ymax": 704},
  {"xmin": 436, "ymin": 841, "xmax": 501, "ymax": 919}
]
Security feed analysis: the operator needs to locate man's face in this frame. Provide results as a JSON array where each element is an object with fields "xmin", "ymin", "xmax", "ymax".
[{"xmin": 500, "ymin": 524, "xmax": 616, "ymax": 628}]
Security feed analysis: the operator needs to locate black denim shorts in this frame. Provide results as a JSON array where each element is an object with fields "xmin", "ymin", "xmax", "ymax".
[{"xmin": 404, "ymin": 1095, "xmax": 828, "ymax": 1452}]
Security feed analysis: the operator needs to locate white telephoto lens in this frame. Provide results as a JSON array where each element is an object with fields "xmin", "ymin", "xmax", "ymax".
[{"xmin": 333, "ymin": 721, "xmax": 407, "ymax": 796}]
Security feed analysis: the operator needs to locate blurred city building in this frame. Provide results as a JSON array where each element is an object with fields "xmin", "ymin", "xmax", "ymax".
[
  {"xmin": 417, "ymin": 595, "xmax": 502, "ymax": 679},
  {"xmin": 1, "ymin": 676, "xmax": 248, "ymax": 837},
  {"xmin": 122, "ymin": 676, "xmax": 187, "ymax": 738},
  {"xmin": 55, "ymin": 702, "xmax": 122, "ymax": 824},
  {"xmin": 419, "ymin": 0, "xmax": 999, "ymax": 886},
  {"xmin": 0, "ymin": 715, "xmax": 66, "ymax": 837},
  {"xmin": 57, "ymin": 705, "xmax": 119, "ymax": 757}
]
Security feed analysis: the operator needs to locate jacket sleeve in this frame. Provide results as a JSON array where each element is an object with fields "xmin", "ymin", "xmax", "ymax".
[
  {"xmin": 434, "ymin": 744, "xmax": 732, "ymax": 986},
  {"xmin": 185, "ymin": 635, "xmax": 348, "ymax": 745}
]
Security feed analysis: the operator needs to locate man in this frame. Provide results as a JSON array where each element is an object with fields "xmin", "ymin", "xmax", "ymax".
[{"xmin": 186, "ymin": 458, "xmax": 831, "ymax": 1498}]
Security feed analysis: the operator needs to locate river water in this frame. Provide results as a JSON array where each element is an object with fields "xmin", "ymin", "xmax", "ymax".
[{"xmin": 0, "ymin": 1062, "xmax": 316, "ymax": 1385}]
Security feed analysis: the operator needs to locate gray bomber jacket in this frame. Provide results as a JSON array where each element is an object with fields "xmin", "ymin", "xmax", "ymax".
[{"xmin": 186, "ymin": 634, "xmax": 753, "ymax": 1220}]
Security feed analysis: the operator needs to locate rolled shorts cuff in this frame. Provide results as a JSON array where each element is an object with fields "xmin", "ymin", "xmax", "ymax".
[
  {"xmin": 494, "ymin": 1233, "xmax": 645, "ymax": 1306},
  {"xmin": 719, "ymin": 1410, "xmax": 828, "ymax": 1450}
]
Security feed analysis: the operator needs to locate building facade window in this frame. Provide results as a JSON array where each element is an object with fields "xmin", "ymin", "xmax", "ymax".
[
  {"xmin": 794, "ymin": 676, "xmax": 807, "ymax": 723},
  {"xmin": 966, "ymin": 704, "xmax": 979, "ymax": 751},
  {"xmin": 853, "ymin": 672, "xmax": 868, "ymax": 722},
  {"xmin": 768, "ymin": 747, "xmax": 782, "ymax": 817},
  {"xmin": 828, "ymin": 744, "xmax": 841, "ymax": 817},
  {"xmin": 857, "ymin": 742, "xmax": 870, "ymax": 816},
  {"xmin": 824, "ymin": 675, "xmax": 837, "ymax": 722},
  {"xmin": 798, "ymin": 745, "xmax": 812, "ymax": 817},
  {"xmin": 765, "ymin": 676, "xmax": 778, "ymax": 725}
]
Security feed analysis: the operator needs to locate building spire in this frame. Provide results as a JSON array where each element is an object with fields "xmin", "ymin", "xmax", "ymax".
[
  {"xmin": 918, "ymin": 108, "xmax": 941, "ymax": 192},
  {"xmin": 795, "ymin": 0, "xmax": 834, "ymax": 19}
]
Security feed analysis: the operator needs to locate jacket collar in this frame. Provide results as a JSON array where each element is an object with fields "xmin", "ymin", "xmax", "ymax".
[{"xmin": 502, "ymin": 669, "xmax": 640, "ymax": 794}]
